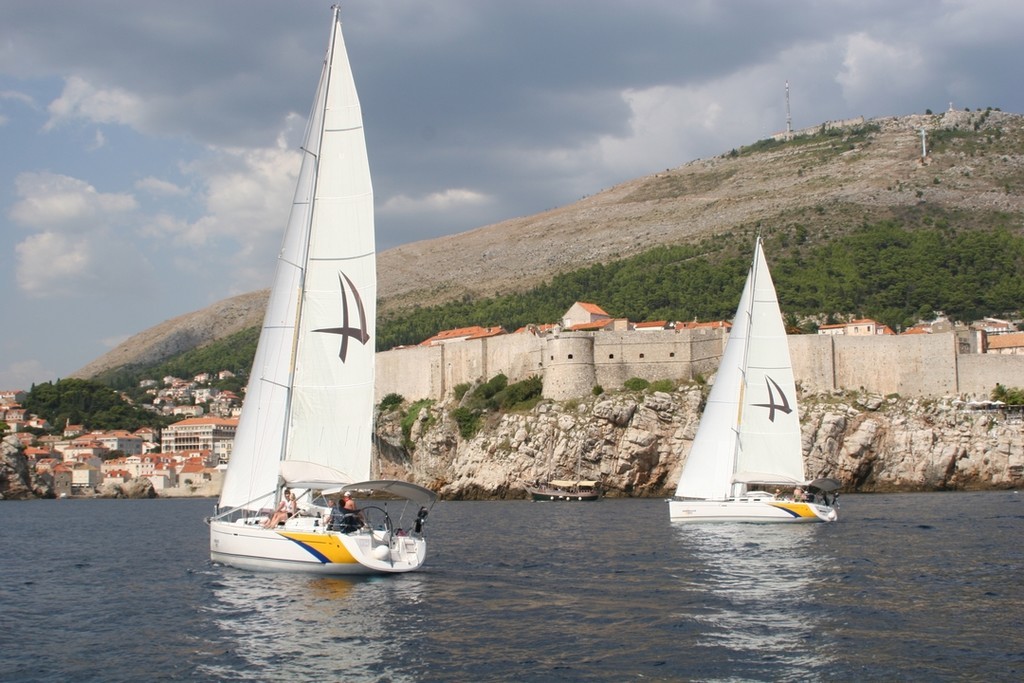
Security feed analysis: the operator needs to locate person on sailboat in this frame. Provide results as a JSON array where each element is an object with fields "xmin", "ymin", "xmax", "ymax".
[
  {"xmin": 329, "ymin": 492, "xmax": 363, "ymax": 532},
  {"xmin": 263, "ymin": 489, "xmax": 297, "ymax": 528}
]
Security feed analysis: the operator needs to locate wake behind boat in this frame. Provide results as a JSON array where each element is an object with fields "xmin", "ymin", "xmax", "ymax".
[
  {"xmin": 668, "ymin": 236, "xmax": 839, "ymax": 523},
  {"xmin": 207, "ymin": 7, "xmax": 436, "ymax": 574}
]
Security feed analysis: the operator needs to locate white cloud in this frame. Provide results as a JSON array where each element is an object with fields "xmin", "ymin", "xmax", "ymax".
[
  {"xmin": 135, "ymin": 176, "xmax": 188, "ymax": 197},
  {"xmin": 9, "ymin": 172, "xmax": 154, "ymax": 301},
  {"xmin": 44, "ymin": 75, "xmax": 146, "ymax": 130},
  {"xmin": 14, "ymin": 224, "xmax": 156, "ymax": 301},
  {"xmin": 836, "ymin": 33, "xmax": 924, "ymax": 106},
  {"xmin": 130, "ymin": 142, "xmax": 303, "ymax": 292},
  {"xmin": 87, "ymin": 128, "xmax": 106, "ymax": 150},
  {"xmin": 138, "ymin": 213, "xmax": 206, "ymax": 246},
  {"xmin": 1, "ymin": 90, "xmax": 37, "ymax": 107},
  {"xmin": 380, "ymin": 188, "xmax": 490, "ymax": 215},
  {"xmin": 0, "ymin": 359, "xmax": 51, "ymax": 391},
  {"xmin": 14, "ymin": 231, "xmax": 95, "ymax": 297},
  {"xmin": 9, "ymin": 172, "xmax": 136, "ymax": 230},
  {"xmin": 199, "ymin": 146, "xmax": 299, "ymax": 228},
  {"xmin": 1, "ymin": 89, "xmax": 39, "ymax": 126}
]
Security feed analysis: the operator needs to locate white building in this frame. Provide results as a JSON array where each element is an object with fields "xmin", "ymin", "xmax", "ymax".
[{"xmin": 161, "ymin": 417, "xmax": 238, "ymax": 454}]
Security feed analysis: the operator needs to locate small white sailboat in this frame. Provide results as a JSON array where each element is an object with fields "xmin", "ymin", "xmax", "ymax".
[
  {"xmin": 668, "ymin": 236, "xmax": 839, "ymax": 523},
  {"xmin": 208, "ymin": 6, "xmax": 437, "ymax": 574}
]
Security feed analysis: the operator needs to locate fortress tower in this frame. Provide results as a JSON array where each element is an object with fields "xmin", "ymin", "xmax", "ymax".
[{"xmin": 542, "ymin": 333, "xmax": 597, "ymax": 400}]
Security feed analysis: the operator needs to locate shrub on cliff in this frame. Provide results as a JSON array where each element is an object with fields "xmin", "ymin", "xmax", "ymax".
[
  {"xmin": 624, "ymin": 377, "xmax": 650, "ymax": 391},
  {"xmin": 451, "ymin": 406, "xmax": 481, "ymax": 439},
  {"xmin": 379, "ymin": 393, "xmax": 404, "ymax": 412},
  {"xmin": 401, "ymin": 399, "xmax": 434, "ymax": 448}
]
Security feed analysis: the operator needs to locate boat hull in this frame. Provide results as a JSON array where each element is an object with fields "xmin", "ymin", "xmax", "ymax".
[
  {"xmin": 527, "ymin": 487, "xmax": 601, "ymax": 502},
  {"xmin": 668, "ymin": 498, "xmax": 838, "ymax": 523},
  {"xmin": 209, "ymin": 517, "xmax": 427, "ymax": 575}
]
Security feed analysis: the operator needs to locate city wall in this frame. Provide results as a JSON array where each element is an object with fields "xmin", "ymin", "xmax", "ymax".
[{"xmin": 376, "ymin": 329, "xmax": 1024, "ymax": 404}]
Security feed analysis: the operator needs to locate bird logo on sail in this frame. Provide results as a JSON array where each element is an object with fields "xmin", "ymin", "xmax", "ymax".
[
  {"xmin": 314, "ymin": 270, "xmax": 370, "ymax": 362},
  {"xmin": 753, "ymin": 375, "xmax": 792, "ymax": 422}
]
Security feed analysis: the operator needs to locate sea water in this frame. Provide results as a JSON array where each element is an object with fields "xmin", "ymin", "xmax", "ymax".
[{"xmin": 2, "ymin": 492, "xmax": 1022, "ymax": 681}]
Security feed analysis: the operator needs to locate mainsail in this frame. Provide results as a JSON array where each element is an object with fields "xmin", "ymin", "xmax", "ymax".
[
  {"xmin": 674, "ymin": 237, "xmax": 805, "ymax": 501},
  {"xmin": 218, "ymin": 12, "xmax": 375, "ymax": 512}
]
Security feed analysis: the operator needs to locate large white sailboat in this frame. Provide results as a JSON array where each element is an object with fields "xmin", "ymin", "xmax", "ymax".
[
  {"xmin": 208, "ymin": 6, "xmax": 437, "ymax": 574},
  {"xmin": 668, "ymin": 237, "xmax": 839, "ymax": 523}
]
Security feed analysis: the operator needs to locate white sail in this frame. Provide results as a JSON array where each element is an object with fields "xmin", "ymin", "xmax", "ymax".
[
  {"xmin": 733, "ymin": 240, "xmax": 805, "ymax": 487},
  {"xmin": 218, "ymin": 11, "xmax": 374, "ymax": 512},
  {"xmin": 674, "ymin": 237, "xmax": 805, "ymax": 501},
  {"xmin": 210, "ymin": 7, "xmax": 437, "ymax": 574}
]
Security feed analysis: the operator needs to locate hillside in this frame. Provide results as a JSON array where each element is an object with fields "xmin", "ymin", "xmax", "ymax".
[{"xmin": 73, "ymin": 108, "xmax": 1024, "ymax": 379}]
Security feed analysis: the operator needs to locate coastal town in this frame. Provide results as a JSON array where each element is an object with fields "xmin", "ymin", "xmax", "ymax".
[{"xmin": 0, "ymin": 379, "xmax": 238, "ymax": 498}]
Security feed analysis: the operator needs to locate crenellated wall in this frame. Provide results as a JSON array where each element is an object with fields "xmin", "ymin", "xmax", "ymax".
[{"xmin": 376, "ymin": 328, "xmax": 1024, "ymax": 404}]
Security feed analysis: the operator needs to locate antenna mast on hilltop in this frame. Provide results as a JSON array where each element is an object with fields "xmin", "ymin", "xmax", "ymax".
[{"xmin": 785, "ymin": 81, "xmax": 792, "ymax": 136}]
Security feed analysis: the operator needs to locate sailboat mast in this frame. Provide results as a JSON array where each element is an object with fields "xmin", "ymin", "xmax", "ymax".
[
  {"xmin": 729, "ymin": 235, "xmax": 762, "ymax": 494},
  {"xmin": 279, "ymin": 6, "xmax": 342, "ymax": 468}
]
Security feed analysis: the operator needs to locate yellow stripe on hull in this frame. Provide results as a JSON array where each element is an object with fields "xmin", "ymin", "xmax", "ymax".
[
  {"xmin": 278, "ymin": 531, "xmax": 359, "ymax": 565},
  {"xmin": 770, "ymin": 502, "xmax": 823, "ymax": 519}
]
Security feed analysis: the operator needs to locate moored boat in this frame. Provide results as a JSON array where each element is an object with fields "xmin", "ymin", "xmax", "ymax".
[{"xmin": 527, "ymin": 479, "xmax": 602, "ymax": 502}]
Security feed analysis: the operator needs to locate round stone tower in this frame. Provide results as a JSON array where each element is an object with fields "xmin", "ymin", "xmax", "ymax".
[{"xmin": 542, "ymin": 333, "xmax": 597, "ymax": 400}]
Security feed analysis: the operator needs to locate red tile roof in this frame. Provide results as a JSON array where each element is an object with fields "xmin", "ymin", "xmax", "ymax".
[
  {"xmin": 577, "ymin": 302, "xmax": 609, "ymax": 316},
  {"xmin": 675, "ymin": 320, "xmax": 731, "ymax": 331},
  {"xmin": 987, "ymin": 332, "xmax": 1024, "ymax": 349},
  {"xmin": 420, "ymin": 325, "xmax": 506, "ymax": 346},
  {"xmin": 568, "ymin": 319, "xmax": 620, "ymax": 331}
]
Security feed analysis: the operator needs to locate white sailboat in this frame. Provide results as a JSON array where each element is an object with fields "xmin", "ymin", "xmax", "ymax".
[
  {"xmin": 668, "ymin": 236, "xmax": 839, "ymax": 523},
  {"xmin": 208, "ymin": 6, "xmax": 437, "ymax": 574}
]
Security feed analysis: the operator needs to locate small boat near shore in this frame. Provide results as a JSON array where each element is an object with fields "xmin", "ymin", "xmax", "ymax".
[{"xmin": 527, "ymin": 479, "xmax": 602, "ymax": 502}]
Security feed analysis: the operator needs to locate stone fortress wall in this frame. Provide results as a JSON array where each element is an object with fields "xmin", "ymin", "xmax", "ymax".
[{"xmin": 375, "ymin": 327, "xmax": 1024, "ymax": 403}]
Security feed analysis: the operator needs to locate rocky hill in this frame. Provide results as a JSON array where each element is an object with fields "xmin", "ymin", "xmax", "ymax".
[
  {"xmin": 72, "ymin": 290, "xmax": 269, "ymax": 380},
  {"xmin": 73, "ymin": 108, "xmax": 1024, "ymax": 379}
]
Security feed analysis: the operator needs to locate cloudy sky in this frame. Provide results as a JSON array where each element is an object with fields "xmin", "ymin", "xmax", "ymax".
[{"xmin": 2, "ymin": 0, "xmax": 1023, "ymax": 391}]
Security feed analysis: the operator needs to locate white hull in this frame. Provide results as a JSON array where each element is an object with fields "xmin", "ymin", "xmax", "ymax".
[
  {"xmin": 209, "ymin": 516, "xmax": 427, "ymax": 575},
  {"xmin": 669, "ymin": 497, "xmax": 838, "ymax": 523}
]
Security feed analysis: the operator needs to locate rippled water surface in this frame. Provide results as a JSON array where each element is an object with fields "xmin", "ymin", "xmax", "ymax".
[{"xmin": 2, "ymin": 493, "xmax": 1023, "ymax": 681}]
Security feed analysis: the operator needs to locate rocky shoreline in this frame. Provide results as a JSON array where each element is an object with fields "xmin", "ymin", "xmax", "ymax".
[
  {"xmin": 374, "ymin": 388, "xmax": 1024, "ymax": 499},
  {"xmin": 4, "ymin": 388, "xmax": 1023, "ymax": 501}
]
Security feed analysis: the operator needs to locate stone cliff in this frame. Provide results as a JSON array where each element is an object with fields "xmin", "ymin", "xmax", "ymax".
[
  {"xmin": 1, "ymin": 435, "xmax": 54, "ymax": 499},
  {"xmin": 4, "ymin": 389, "xmax": 1021, "ymax": 501},
  {"xmin": 375, "ymin": 388, "xmax": 1024, "ymax": 498}
]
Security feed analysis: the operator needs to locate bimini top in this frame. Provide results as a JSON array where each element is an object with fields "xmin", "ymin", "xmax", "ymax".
[
  {"xmin": 547, "ymin": 480, "xmax": 600, "ymax": 488},
  {"xmin": 342, "ymin": 480, "xmax": 438, "ymax": 507}
]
